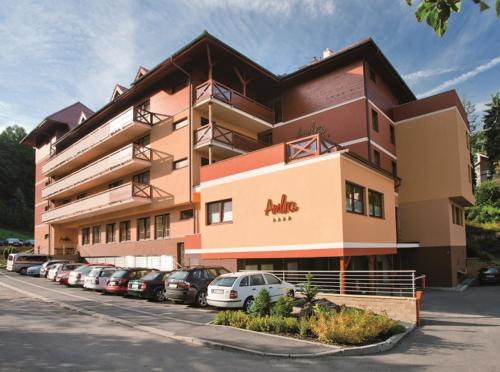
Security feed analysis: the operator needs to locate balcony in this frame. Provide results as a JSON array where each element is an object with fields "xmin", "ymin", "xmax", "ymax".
[
  {"xmin": 41, "ymin": 182, "xmax": 152, "ymax": 224},
  {"xmin": 285, "ymin": 134, "xmax": 343, "ymax": 163},
  {"xmin": 194, "ymin": 80, "xmax": 275, "ymax": 131},
  {"xmin": 42, "ymin": 144, "xmax": 151, "ymax": 200},
  {"xmin": 42, "ymin": 107, "xmax": 169, "ymax": 177},
  {"xmin": 194, "ymin": 123, "xmax": 268, "ymax": 159}
]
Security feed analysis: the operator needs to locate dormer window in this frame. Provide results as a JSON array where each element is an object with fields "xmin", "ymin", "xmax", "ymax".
[
  {"xmin": 78, "ymin": 112, "xmax": 87, "ymax": 125},
  {"xmin": 134, "ymin": 66, "xmax": 149, "ymax": 82},
  {"xmin": 111, "ymin": 84, "xmax": 128, "ymax": 101}
]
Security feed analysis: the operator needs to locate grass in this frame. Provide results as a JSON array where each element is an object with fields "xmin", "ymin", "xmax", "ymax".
[{"xmin": 0, "ymin": 227, "xmax": 33, "ymax": 240}]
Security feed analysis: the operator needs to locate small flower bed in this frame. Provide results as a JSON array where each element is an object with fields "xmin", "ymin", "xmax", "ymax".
[{"xmin": 213, "ymin": 285, "xmax": 405, "ymax": 346}]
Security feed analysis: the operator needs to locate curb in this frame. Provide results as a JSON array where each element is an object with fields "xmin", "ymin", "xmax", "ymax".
[{"xmin": 0, "ymin": 279, "xmax": 415, "ymax": 358}]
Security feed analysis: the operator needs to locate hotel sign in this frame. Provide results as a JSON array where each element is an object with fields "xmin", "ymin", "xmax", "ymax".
[{"xmin": 265, "ymin": 194, "xmax": 299, "ymax": 216}]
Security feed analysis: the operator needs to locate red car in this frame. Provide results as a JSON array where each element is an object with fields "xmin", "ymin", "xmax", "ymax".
[
  {"xmin": 56, "ymin": 263, "xmax": 85, "ymax": 284},
  {"xmin": 105, "ymin": 268, "xmax": 156, "ymax": 295}
]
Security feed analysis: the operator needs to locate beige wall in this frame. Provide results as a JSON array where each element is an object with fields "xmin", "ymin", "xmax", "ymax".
[
  {"xmin": 198, "ymin": 153, "xmax": 396, "ymax": 252},
  {"xmin": 395, "ymin": 108, "xmax": 473, "ymax": 248}
]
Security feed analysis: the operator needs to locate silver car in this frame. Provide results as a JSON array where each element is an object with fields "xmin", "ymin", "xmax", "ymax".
[{"xmin": 83, "ymin": 267, "xmax": 118, "ymax": 291}]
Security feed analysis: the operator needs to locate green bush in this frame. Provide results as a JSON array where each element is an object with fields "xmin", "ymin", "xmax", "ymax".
[
  {"xmin": 213, "ymin": 311, "xmax": 249, "ymax": 328},
  {"xmin": 297, "ymin": 272, "xmax": 319, "ymax": 318},
  {"xmin": 298, "ymin": 319, "xmax": 311, "ymax": 338},
  {"xmin": 270, "ymin": 294, "xmax": 294, "ymax": 317},
  {"xmin": 309, "ymin": 307, "xmax": 403, "ymax": 345},
  {"xmin": 249, "ymin": 288, "xmax": 271, "ymax": 317}
]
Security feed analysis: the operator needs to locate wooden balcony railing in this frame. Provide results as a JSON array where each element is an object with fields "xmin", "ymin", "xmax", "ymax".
[
  {"xmin": 43, "ymin": 106, "xmax": 169, "ymax": 176},
  {"xmin": 286, "ymin": 134, "xmax": 343, "ymax": 163},
  {"xmin": 194, "ymin": 123, "xmax": 268, "ymax": 153},
  {"xmin": 41, "ymin": 182, "xmax": 151, "ymax": 223},
  {"xmin": 194, "ymin": 80, "xmax": 275, "ymax": 123},
  {"xmin": 42, "ymin": 143, "xmax": 151, "ymax": 200}
]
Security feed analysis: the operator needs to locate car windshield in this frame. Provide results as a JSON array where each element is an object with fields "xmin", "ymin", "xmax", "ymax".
[
  {"xmin": 111, "ymin": 270, "xmax": 128, "ymax": 279},
  {"xmin": 168, "ymin": 271, "xmax": 189, "ymax": 281},
  {"xmin": 211, "ymin": 276, "xmax": 237, "ymax": 287},
  {"xmin": 87, "ymin": 269, "xmax": 100, "ymax": 277},
  {"xmin": 142, "ymin": 272, "xmax": 162, "ymax": 281}
]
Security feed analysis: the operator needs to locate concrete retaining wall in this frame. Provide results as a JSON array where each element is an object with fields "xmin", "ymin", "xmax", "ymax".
[{"xmin": 318, "ymin": 293, "xmax": 417, "ymax": 324}]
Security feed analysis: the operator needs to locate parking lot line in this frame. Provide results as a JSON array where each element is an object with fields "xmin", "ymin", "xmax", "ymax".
[{"xmin": 0, "ymin": 273, "xmax": 211, "ymax": 325}]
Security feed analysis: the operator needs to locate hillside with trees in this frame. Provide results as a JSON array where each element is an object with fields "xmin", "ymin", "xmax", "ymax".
[{"xmin": 0, "ymin": 126, "xmax": 34, "ymax": 236}]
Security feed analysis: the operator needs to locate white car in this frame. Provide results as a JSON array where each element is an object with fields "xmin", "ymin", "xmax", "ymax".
[
  {"xmin": 83, "ymin": 267, "xmax": 117, "ymax": 291},
  {"xmin": 68, "ymin": 265, "xmax": 112, "ymax": 287},
  {"xmin": 47, "ymin": 263, "xmax": 65, "ymax": 281},
  {"xmin": 207, "ymin": 271, "xmax": 295, "ymax": 312}
]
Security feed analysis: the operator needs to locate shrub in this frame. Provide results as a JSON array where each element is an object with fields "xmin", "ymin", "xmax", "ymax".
[
  {"xmin": 249, "ymin": 288, "xmax": 271, "ymax": 317},
  {"xmin": 309, "ymin": 307, "xmax": 403, "ymax": 345},
  {"xmin": 213, "ymin": 311, "xmax": 249, "ymax": 328},
  {"xmin": 298, "ymin": 319, "xmax": 311, "ymax": 338},
  {"xmin": 270, "ymin": 294, "xmax": 294, "ymax": 317},
  {"xmin": 297, "ymin": 272, "xmax": 319, "ymax": 318},
  {"xmin": 245, "ymin": 315, "xmax": 299, "ymax": 334}
]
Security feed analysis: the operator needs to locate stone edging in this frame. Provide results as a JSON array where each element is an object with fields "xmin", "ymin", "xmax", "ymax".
[{"xmin": 0, "ymin": 279, "xmax": 415, "ymax": 358}]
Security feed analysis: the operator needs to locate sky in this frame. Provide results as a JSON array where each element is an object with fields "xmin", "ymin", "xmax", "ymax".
[{"xmin": 0, "ymin": 0, "xmax": 499, "ymax": 133}]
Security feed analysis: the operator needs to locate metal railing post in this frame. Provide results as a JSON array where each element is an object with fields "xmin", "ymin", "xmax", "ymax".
[{"xmin": 412, "ymin": 271, "xmax": 416, "ymax": 298}]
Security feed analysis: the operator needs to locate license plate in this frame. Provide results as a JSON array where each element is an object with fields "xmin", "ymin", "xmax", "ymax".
[
  {"xmin": 212, "ymin": 289, "xmax": 224, "ymax": 294},
  {"xmin": 169, "ymin": 283, "xmax": 177, "ymax": 288},
  {"xmin": 133, "ymin": 284, "xmax": 139, "ymax": 289},
  {"xmin": 487, "ymin": 275, "xmax": 495, "ymax": 278}
]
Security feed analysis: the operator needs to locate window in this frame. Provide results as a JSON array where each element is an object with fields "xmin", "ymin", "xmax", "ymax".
[
  {"xmin": 201, "ymin": 117, "xmax": 209, "ymax": 126},
  {"xmin": 371, "ymin": 110, "xmax": 379, "ymax": 132},
  {"xmin": 201, "ymin": 157, "xmax": 210, "ymax": 166},
  {"xmin": 61, "ymin": 199, "xmax": 70, "ymax": 205},
  {"xmin": 368, "ymin": 190, "xmax": 384, "ymax": 218},
  {"xmin": 92, "ymin": 225, "xmax": 101, "ymax": 244},
  {"xmin": 250, "ymin": 274, "xmax": 266, "ymax": 286},
  {"xmin": 369, "ymin": 68, "xmax": 376, "ymax": 83},
  {"xmin": 77, "ymin": 193, "xmax": 87, "ymax": 200},
  {"xmin": 137, "ymin": 99, "xmax": 150, "ymax": 112},
  {"xmin": 346, "ymin": 182, "xmax": 365, "ymax": 214},
  {"xmin": 44, "ymin": 234, "xmax": 49, "ymax": 240},
  {"xmin": 180, "ymin": 209, "xmax": 194, "ymax": 220},
  {"xmin": 155, "ymin": 214, "xmax": 170, "ymax": 239},
  {"xmin": 207, "ymin": 199, "xmax": 233, "ymax": 225},
  {"xmin": 452, "ymin": 205, "xmax": 463, "ymax": 226},
  {"xmin": 137, "ymin": 217, "xmax": 150, "ymax": 240},
  {"xmin": 373, "ymin": 150, "xmax": 381, "ymax": 167},
  {"xmin": 133, "ymin": 171, "xmax": 150, "ymax": 185},
  {"xmin": 258, "ymin": 131, "xmax": 273, "ymax": 145},
  {"xmin": 239, "ymin": 276, "xmax": 250, "ymax": 287},
  {"xmin": 135, "ymin": 135, "xmax": 150, "ymax": 147},
  {"xmin": 106, "ymin": 223, "xmax": 116, "ymax": 243},
  {"xmin": 264, "ymin": 274, "xmax": 281, "ymax": 285},
  {"xmin": 392, "ymin": 161, "xmax": 398, "ymax": 177},
  {"xmin": 390, "ymin": 125, "xmax": 395, "ymax": 144},
  {"xmin": 173, "ymin": 158, "xmax": 188, "ymax": 170},
  {"xmin": 119, "ymin": 221, "xmax": 131, "ymax": 242},
  {"xmin": 108, "ymin": 180, "xmax": 122, "ymax": 189},
  {"xmin": 82, "ymin": 228, "xmax": 90, "ymax": 245},
  {"xmin": 173, "ymin": 117, "xmax": 188, "ymax": 130}
]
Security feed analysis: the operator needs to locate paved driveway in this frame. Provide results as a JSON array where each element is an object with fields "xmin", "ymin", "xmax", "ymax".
[{"xmin": 1, "ymin": 270, "xmax": 499, "ymax": 371}]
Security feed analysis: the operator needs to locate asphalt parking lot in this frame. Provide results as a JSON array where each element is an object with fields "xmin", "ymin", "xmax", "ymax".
[{"xmin": 1, "ymin": 270, "xmax": 500, "ymax": 371}]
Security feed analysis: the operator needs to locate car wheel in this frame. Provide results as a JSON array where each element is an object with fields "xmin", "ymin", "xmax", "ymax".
[
  {"xmin": 287, "ymin": 289, "xmax": 295, "ymax": 298},
  {"xmin": 196, "ymin": 291, "xmax": 208, "ymax": 307},
  {"xmin": 154, "ymin": 289, "xmax": 166, "ymax": 302},
  {"xmin": 243, "ymin": 297, "xmax": 254, "ymax": 313},
  {"xmin": 20, "ymin": 268, "xmax": 27, "ymax": 275}
]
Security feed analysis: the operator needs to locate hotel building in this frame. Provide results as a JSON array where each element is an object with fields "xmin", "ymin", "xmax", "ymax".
[{"xmin": 22, "ymin": 32, "xmax": 474, "ymax": 287}]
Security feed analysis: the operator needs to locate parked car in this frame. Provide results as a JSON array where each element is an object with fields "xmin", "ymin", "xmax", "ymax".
[
  {"xmin": 105, "ymin": 268, "xmax": 156, "ymax": 295},
  {"xmin": 83, "ymin": 267, "xmax": 118, "ymax": 291},
  {"xmin": 165, "ymin": 266, "xmax": 230, "ymax": 307},
  {"xmin": 5, "ymin": 238, "xmax": 23, "ymax": 247},
  {"xmin": 6, "ymin": 253, "xmax": 50, "ymax": 274},
  {"xmin": 47, "ymin": 263, "xmax": 75, "ymax": 281},
  {"xmin": 68, "ymin": 264, "xmax": 114, "ymax": 287},
  {"xmin": 127, "ymin": 271, "xmax": 171, "ymax": 301},
  {"xmin": 23, "ymin": 239, "xmax": 35, "ymax": 247},
  {"xmin": 40, "ymin": 260, "xmax": 70, "ymax": 278},
  {"xmin": 26, "ymin": 265, "xmax": 43, "ymax": 277},
  {"xmin": 56, "ymin": 263, "xmax": 85, "ymax": 284},
  {"xmin": 478, "ymin": 267, "xmax": 500, "ymax": 284},
  {"xmin": 207, "ymin": 271, "xmax": 295, "ymax": 312}
]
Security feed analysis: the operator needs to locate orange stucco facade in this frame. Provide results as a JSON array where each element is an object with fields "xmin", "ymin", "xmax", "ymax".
[{"xmin": 23, "ymin": 33, "xmax": 473, "ymax": 285}]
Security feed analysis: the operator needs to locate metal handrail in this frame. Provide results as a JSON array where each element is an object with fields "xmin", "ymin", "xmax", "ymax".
[{"xmin": 240, "ymin": 269, "xmax": 420, "ymax": 298}]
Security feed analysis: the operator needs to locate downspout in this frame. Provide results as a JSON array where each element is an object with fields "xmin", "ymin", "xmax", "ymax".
[{"xmin": 170, "ymin": 57, "xmax": 196, "ymax": 235}]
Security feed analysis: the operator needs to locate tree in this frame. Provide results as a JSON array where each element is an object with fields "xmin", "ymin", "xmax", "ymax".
[
  {"xmin": 466, "ymin": 180, "xmax": 500, "ymax": 223},
  {"xmin": 483, "ymin": 93, "xmax": 500, "ymax": 175},
  {"xmin": 406, "ymin": 0, "xmax": 500, "ymax": 36}
]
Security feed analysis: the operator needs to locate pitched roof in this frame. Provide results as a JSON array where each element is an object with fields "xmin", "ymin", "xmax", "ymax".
[{"xmin": 21, "ymin": 102, "xmax": 94, "ymax": 146}]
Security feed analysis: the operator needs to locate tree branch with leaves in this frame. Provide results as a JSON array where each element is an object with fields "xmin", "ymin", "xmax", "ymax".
[{"xmin": 406, "ymin": 0, "xmax": 500, "ymax": 36}]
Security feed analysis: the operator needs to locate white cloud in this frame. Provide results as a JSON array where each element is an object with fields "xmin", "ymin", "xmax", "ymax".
[
  {"xmin": 419, "ymin": 56, "xmax": 500, "ymax": 97},
  {"xmin": 193, "ymin": 0, "xmax": 336, "ymax": 16},
  {"xmin": 403, "ymin": 67, "xmax": 458, "ymax": 83}
]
